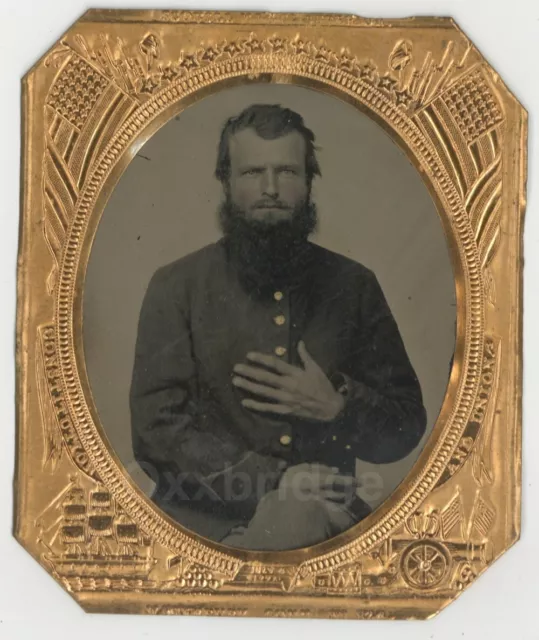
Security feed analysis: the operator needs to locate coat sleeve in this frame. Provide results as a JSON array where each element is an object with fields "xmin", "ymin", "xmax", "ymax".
[
  {"xmin": 327, "ymin": 271, "xmax": 427, "ymax": 464},
  {"xmin": 130, "ymin": 266, "xmax": 282, "ymax": 514},
  {"xmin": 130, "ymin": 267, "xmax": 230, "ymax": 493}
]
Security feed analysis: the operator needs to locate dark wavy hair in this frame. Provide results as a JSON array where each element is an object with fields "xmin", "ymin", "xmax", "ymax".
[{"xmin": 215, "ymin": 104, "xmax": 321, "ymax": 186}]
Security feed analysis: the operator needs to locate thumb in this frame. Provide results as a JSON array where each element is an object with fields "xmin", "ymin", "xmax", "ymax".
[{"xmin": 297, "ymin": 340, "xmax": 314, "ymax": 366}]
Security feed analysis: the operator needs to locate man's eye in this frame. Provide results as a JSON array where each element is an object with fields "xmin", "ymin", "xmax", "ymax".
[
  {"xmin": 281, "ymin": 168, "xmax": 297, "ymax": 175},
  {"xmin": 242, "ymin": 169, "xmax": 260, "ymax": 176}
]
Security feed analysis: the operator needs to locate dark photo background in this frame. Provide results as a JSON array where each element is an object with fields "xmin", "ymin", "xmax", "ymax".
[{"xmin": 83, "ymin": 83, "xmax": 456, "ymax": 509}]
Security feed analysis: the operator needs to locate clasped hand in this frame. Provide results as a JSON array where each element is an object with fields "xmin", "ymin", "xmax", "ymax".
[{"xmin": 232, "ymin": 341, "xmax": 345, "ymax": 422}]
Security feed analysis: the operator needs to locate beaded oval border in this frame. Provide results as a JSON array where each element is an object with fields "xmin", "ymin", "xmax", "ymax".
[{"xmin": 54, "ymin": 51, "xmax": 483, "ymax": 577}]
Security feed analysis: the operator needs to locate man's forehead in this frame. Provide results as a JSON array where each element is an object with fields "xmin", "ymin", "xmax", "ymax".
[{"xmin": 228, "ymin": 128, "xmax": 306, "ymax": 165}]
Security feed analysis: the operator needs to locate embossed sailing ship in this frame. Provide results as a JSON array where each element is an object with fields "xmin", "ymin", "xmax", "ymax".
[{"xmin": 37, "ymin": 481, "xmax": 156, "ymax": 579}]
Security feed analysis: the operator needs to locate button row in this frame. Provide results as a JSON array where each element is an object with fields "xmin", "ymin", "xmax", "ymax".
[
  {"xmin": 273, "ymin": 292, "xmax": 285, "ymax": 356},
  {"xmin": 278, "ymin": 435, "xmax": 351, "ymax": 448},
  {"xmin": 332, "ymin": 434, "xmax": 351, "ymax": 450},
  {"xmin": 278, "ymin": 436, "xmax": 351, "ymax": 448}
]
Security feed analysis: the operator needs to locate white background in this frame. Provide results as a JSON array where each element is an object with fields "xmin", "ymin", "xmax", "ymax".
[{"xmin": 0, "ymin": 0, "xmax": 537, "ymax": 638}]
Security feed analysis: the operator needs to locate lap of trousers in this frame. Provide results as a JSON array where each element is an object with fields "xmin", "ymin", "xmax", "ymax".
[
  {"xmin": 153, "ymin": 462, "xmax": 372, "ymax": 548},
  {"xmin": 220, "ymin": 487, "xmax": 370, "ymax": 551}
]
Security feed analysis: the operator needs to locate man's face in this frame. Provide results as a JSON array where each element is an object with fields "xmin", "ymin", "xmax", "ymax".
[{"xmin": 227, "ymin": 129, "xmax": 309, "ymax": 224}]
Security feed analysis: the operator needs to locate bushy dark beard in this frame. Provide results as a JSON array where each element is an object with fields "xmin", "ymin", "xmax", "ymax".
[{"xmin": 219, "ymin": 195, "xmax": 318, "ymax": 296}]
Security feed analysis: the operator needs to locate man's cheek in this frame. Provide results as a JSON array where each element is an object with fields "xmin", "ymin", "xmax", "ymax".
[
  {"xmin": 232, "ymin": 186, "xmax": 258, "ymax": 211},
  {"xmin": 281, "ymin": 184, "xmax": 308, "ymax": 207}
]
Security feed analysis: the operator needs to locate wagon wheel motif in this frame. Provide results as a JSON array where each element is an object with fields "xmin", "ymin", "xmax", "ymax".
[{"xmin": 401, "ymin": 541, "xmax": 450, "ymax": 589}]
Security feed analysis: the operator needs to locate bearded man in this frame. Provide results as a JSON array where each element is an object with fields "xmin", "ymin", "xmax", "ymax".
[{"xmin": 130, "ymin": 103, "xmax": 426, "ymax": 550}]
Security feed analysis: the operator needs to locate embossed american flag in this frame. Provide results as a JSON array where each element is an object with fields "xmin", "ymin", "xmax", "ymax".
[
  {"xmin": 471, "ymin": 494, "xmax": 496, "ymax": 539},
  {"xmin": 43, "ymin": 54, "xmax": 136, "ymax": 293},
  {"xmin": 441, "ymin": 490, "xmax": 464, "ymax": 539},
  {"xmin": 414, "ymin": 66, "xmax": 504, "ymax": 271}
]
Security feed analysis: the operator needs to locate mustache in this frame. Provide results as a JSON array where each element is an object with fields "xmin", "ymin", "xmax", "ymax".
[
  {"xmin": 218, "ymin": 196, "xmax": 318, "ymax": 240},
  {"xmin": 253, "ymin": 199, "xmax": 291, "ymax": 210}
]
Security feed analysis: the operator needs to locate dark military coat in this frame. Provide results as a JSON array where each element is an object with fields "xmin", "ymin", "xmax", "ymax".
[{"xmin": 130, "ymin": 240, "xmax": 426, "ymax": 539}]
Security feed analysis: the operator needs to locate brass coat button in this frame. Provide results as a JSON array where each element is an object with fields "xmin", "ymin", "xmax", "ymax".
[
  {"xmin": 280, "ymin": 434, "xmax": 292, "ymax": 446},
  {"xmin": 275, "ymin": 346, "xmax": 287, "ymax": 356},
  {"xmin": 274, "ymin": 291, "xmax": 284, "ymax": 301},
  {"xmin": 274, "ymin": 314, "xmax": 286, "ymax": 326}
]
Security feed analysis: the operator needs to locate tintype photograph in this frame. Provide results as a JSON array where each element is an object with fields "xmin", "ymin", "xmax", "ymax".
[
  {"xmin": 83, "ymin": 83, "xmax": 456, "ymax": 550},
  {"xmin": 16, "ymin": 7, "xmax": 525, "ymax": 619}
]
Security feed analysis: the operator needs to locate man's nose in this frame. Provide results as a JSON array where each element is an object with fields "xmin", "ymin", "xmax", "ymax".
[{"xmin": 261, "ymin": 169, "xmax": 278, "ymax": 197}]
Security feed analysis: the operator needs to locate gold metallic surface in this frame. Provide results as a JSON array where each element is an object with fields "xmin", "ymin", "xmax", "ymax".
[{"xmin": 15, "ymin": 9, "xmax": 526, "ymax": 619}]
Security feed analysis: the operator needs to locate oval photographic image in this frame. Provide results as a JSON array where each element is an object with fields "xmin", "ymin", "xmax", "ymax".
[{"xmin": 83, "ymin": 82, "xmax": 456, "ymax": 551}]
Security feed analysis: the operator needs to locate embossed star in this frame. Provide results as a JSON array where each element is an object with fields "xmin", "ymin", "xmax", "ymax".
[
  {"xmin": 139, "ymin": 75, "xmax": 161, "ymax": 94},
  {"xmin": 268, "ymin": 37, "xmax": 285, "ymax": 53},
  {"xmin": 222, "ymin": 41, "xmax": 243, "ymax": 57},
  {"xmin": 201, "ymin": 46, "xmax": 221, "ymax": 63},
  {"xmin": 315, "ymin": 45, "xmax": 331, "ymax": 62},
  {"xmin": 378, "ymin": 75, "xmax": 398, "ymax": 92},
  {"xmin": 338, "ymin": 53, "xmax": 357, "ymax": 72},
  {"xmin": 395, "ymin": 89, "xmax": 414, "ymax": 107},
  {"xmin": 291, "ymin": 38, "xmax": 309, "ymax": 55},
  {"xmin": 244, "ymin": 37, "xmax": 264, "ymax": 54},
  {"xmin": 161, "ymin": 65, "xmax": 180, "ymax": 82},
  {"xmin": 180, "ymin": 54, "xmax": 198, "ymax": 71},
  {"xmin": 359, "ymin": 61, "xmax": 377, "ymax": 81}
]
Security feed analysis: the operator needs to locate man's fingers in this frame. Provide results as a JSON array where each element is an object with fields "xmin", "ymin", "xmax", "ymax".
[
  {"xmin": 233, "ymin": 363, "xmax": 284, "ymax": 387},
  {"xmin": 233, "ymin": 376, "xmax": 292, "ymax": 402},
  {"xmin": 301, "ymin": 469, "xmax": 359, "ymax": 490},
  {"xmin": 319, "ymin": 474, "xmax": 359, "ymax": 490},
  {"xmin": 319, "ymin": 489, "xmax": 357, "ymax": 503},
  {"xmin": 246, "ymin": 352, "xmax": 299, "ymax": 375},
  {"xmin": 241, "ymin": 398, "xmax": 294, "ymax": 415},
  {"xmin": 286, "ymin": 464, "xmax": 358, "ymax": 489}
]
